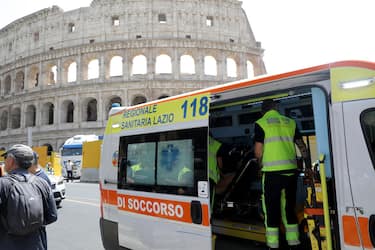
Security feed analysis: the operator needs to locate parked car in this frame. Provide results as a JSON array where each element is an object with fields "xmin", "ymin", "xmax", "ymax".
[{"xmin": 48, "ymin": 174, "xmax": 66, "ymax": 207}]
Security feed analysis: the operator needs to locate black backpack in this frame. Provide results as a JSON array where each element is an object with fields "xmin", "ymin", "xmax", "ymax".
[{"xmin": 1, "ymin": 174, "xmax": 44, "ymax": 235}]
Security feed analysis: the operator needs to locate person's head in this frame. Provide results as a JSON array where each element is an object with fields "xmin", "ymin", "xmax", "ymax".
[
  {"xmin": 29, "ymin": 151, "xmax": 40, "ymax": 174},
  {"xmin": 1, "ymin": 144, "xmax": 34, "ymax": 172},
  {"xmin": 261, "ymin": 99, "xmax": 278, "ymax": 114}
]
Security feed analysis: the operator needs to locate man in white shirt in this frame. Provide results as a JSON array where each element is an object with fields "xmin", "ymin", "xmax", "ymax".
[{"xmin": 65, "ymin": 160, "xmax": 73, "ymax": 182}]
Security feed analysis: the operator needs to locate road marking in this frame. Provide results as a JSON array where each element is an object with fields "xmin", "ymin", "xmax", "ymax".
[
  {"xmin": 67, "ymin": 196, "xmax": 100, "ymax": 202},
  {"xmin": 65, "ymin": 198, "xmax": 100, "ymax": 207}
]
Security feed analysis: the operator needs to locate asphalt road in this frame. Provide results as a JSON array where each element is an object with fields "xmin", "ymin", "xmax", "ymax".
[{"xmin": 47, "ymin": 181, "xmax": 104, "ymax": 250}]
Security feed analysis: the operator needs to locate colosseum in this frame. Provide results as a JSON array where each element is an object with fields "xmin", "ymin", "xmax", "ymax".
[{"xmin": 0, "ymin": 0, "xmax": 266, "ymax": 152}]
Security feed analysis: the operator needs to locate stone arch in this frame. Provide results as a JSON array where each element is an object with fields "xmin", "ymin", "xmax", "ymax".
[
  {"xmin": 131, "ymin": 95, "xmax": 147, "ymax": 105},
  {"xmin": 4, "ymin": 75, "xmax": 11, "ymax": 95},
  {"xmin": 67, "ymin": 61, "xmax": 77, "ymax": 83},
  {"xmin": 45, "ymin": 63, "xmax": 57, "ymax": 85},
  {"xmin": 158, "ymin": 94, "xmax": 169, "ymax": 99},
  {"xmin": 11, "ymin": 107, "xmax": 21, "ymax": 129},
  {"xmin": 0, "ymin": 110, "xmax": 8, "ymax": 130},
  {"xmin": 247, "ymin": 60, "xmax": 255, "ymax": 78},
  {"xmin": 28, "ymin": 65, "xmax": 39, "ymax": 88},
  {"xmin": 180, "ymin": 54, "xmax": 195, "ymax": 74},
  {"xmin": 61, "ymin": 100, "xmax": 74, "ymax": 123},
  {"xmin": 226, "ymin": 57, "xmax": 237, "ymax": 78},
  {"xmin": 87, "ymin": 59, "xmax": 100, "ymax": 80},
  {"xmin": 15, "ymin": 71, "xmax": 25, "ymax": 92},
  {"xmin": 105, "ymin": 96, "xmax": 122, "ymax": 119},
  {"xmin": 41, "ymin": 102, "xmax": 54, "ymax": 125},
  {"xmin": 131, "ymin": 55, "xmax": 147, "ymax": 75},
  {"xmin": 204, "ymin": 56, "xmax": 217, "ymax": 76},
  {"xmin": 62, "ymin": 59, "xmax": 76, "ymax": 83},
  {"xmin": 155, "ymin": 54, "xmax": 172, "ymax": 74},
  {"xmin": 109, "ymin": 56, "xmax": 123, "ymax": 77},
  {"xmin": 82, "ymin": 97, "xmax": 98, "ymax": 122},
  {"xmin": 25, "ymin": 105, "xmax": 36, "ymax": 127}
]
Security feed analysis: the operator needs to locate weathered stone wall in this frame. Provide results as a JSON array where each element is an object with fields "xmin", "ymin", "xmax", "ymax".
[{"xmin": 0, "ymin": 0, "xmax": 266, "ymax": 151}]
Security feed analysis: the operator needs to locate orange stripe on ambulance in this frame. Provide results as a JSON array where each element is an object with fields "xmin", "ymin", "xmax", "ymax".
[{"xmin": 118, "ymin": 196, "xmax": 184, "ymax": 218}]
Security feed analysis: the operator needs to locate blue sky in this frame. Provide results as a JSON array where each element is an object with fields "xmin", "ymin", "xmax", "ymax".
[{"xmin": 1, "ymin": 0, "xmax": 374, "ymax": 74}]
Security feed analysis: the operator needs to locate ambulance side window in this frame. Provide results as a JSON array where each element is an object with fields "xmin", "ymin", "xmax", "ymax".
[
  {"xmin": 126, "ymin": 142, "xmax": 156, "ymax": 185},
  {"xmin": 361, "ymin": 108, "xmax": 375, "ymax": 167},
  {"xmin": 156, "ymin": 139, "xmax": 194, "ymax": 187},
  {"xmin": 118, "ymin": 127, "xmax": 207, "ymax": 196}
]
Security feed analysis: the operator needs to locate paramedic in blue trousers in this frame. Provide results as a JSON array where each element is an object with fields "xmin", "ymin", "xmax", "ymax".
[{"xmin": 254, "ymin": 99, "xmax": 310, "ymax": 250}]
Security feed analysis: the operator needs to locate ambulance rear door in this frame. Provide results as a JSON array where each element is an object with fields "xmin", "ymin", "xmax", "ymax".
[{"xmin": 343, "ymin": 98, "xmax": 375, "ymax": 249}]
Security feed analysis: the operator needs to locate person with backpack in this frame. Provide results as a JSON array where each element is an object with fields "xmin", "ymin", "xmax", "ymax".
[{"xmin": 0, "ymin": 144, "xmax": 58, "ymax": 250}]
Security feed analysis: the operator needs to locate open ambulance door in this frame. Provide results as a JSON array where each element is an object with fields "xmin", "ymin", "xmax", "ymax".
[{"xmin": 342, "ymin": 99, "xmax": 375, "ymax": 249}]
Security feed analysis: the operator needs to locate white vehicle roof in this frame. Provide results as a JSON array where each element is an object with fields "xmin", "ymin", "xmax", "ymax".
[{"xmin": 63, "ymin": 134, "xmax": 99, "ymax": 146}]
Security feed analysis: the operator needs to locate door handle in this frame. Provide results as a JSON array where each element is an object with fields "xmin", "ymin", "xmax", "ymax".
[{"xmin": 190, "ymin": 200, "xmax": 202, "ymax": 224}]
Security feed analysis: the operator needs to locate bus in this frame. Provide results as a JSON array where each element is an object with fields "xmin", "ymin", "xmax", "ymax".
[
  {"xmin": 99, "ymin": 60, "xmax": 375, "ymax": 250},
  {"xmin": 61, "ymin": 134, "xmax": 99, "ymax": 179}
]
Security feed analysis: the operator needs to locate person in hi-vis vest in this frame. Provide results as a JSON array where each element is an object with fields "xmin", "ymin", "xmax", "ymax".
[
  {"xmin": 208, "ymin": 135, "xmax": 223, "ymax": 211},
  {"xmin": 254, "ymin": 99, "xmax": 310, "ymax": 250}
]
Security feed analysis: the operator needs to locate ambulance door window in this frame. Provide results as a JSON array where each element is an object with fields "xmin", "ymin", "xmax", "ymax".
[
  {"xmin": 126, "ymin": 142, "xmax": 156, "ymax": 185},
  {"xmin": 157, "ymin": 139, "xmax": 194, "ymax": 187},
  {"xmin": 361, "ymin": 108, "xmax": 375, "ymax": 168},
  {"xmin": 155, "ymin": 127, "xmax": 207, "ymax": 196},
  {"xmin": 118, "ymin": 127, "xmax": 207, "ymax": 195}
]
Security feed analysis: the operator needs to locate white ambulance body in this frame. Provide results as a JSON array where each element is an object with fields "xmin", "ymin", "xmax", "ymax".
[{"xmin": 99, "ymin": 61, "xmax": 375, "ymax": 250}]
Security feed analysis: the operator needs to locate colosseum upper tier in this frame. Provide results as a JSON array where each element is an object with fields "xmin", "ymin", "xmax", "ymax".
[{"xmin": 0, "ymin": 0, "xmax": 266, "ymax": 151}]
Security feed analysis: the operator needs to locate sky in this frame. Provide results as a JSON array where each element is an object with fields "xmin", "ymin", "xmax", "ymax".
[{"xmin": 1, "ymin": 0, "xmax": 374, "ymax": 74}]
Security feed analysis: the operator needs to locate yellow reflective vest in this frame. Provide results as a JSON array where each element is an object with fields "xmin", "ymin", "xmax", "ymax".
[
  {"xmin": 209, "ymin": 136, "xmax": 221, "ymax": 183},
  {"xmin": 131, "ymin": 164, "xmax": 142, "ymax": 177},
  {"xmin": 178, "ymin": 166, "xmax": 191, "ymax": 184},
  {"xmin": 256, "ymin": 110, "xmax": 297, "ymax": 172}
]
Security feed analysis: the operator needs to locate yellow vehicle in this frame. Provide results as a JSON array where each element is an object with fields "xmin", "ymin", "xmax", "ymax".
[{"xmin": 99, "ymin": 60, "xmax": 375, "ymax": 250}]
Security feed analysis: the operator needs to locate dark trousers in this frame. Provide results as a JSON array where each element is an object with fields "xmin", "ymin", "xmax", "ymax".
[
  {"xmin": 67, "ymin": 170, "xmax": 73, "ymax": 182},
  {"xmin": 263, "ymin": 172, "xmax": 298, "ymax": 228},
  {"xmin": 40, "ymin": 226, "xmax": 47, "ymax": 249}
]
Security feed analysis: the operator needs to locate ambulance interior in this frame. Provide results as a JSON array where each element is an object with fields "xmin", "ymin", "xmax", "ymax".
[{"xmin": 209, "ymin": 86, "xmax": 334, "ymax": 249}]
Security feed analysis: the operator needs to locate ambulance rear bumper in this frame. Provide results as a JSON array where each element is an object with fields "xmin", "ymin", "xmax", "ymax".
[{"xmin": 100, "ymin": 217, "xmax": 129, "ymax": 250}]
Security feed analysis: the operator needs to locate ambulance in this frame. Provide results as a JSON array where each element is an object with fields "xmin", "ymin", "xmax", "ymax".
[{"xmin": 99, "ymin": 60, "xmax": 375, "ymax": 250}]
